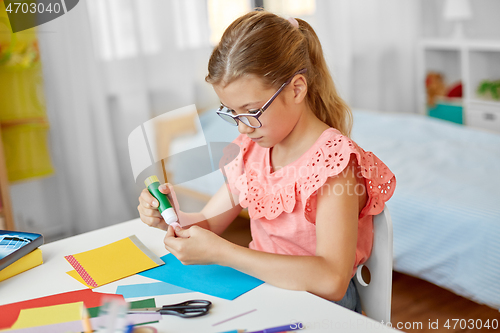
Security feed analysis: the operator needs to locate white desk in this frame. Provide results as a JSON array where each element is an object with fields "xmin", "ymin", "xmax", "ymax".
[{"xmin": 0, "ymin": 219, "xmax": 397, "ymax": 333}]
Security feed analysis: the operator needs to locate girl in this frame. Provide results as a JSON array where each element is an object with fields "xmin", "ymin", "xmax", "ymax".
[{"xmin": 138, "ymin": 11, "xmax": 395, "ymax": 313}]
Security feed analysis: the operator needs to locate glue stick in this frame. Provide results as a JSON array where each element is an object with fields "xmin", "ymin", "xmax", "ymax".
[{"xmin": 144, "ymin": 175, "xmax": 179, "ymax": 226}]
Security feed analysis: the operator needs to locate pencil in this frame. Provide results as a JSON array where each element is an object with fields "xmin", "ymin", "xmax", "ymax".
[
  {"xmin": 247, "ymin": 322, "xmax": 303, "ymax": 333},
  {"xmin": 212, "ymin": 309, "xmax": 257, "ymax": 326},
  {"xmin": 81, "ymin": 305, "xmax": 93, "ymax": 333}
]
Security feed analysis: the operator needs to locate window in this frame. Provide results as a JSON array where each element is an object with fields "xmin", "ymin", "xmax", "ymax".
[
  {"xmin": 263, "ymin": 0, "xmax": 315, "ymax": 17},
  {"xmin": 207, "ymin": 0, "xmax": 316, "ymax": 46},
  {"xmin": 207, "ymin": 0, "xmax": 251, "ymax": 45}
]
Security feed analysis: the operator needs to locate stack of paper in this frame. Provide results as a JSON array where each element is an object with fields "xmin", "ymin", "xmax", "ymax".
[
  {"xmin": 0, "ymin": 289, "xmax": 160, "ymax": 333},
  {"xmin": 1, "ymin": 289, "xmax": 107, "ymax": 329}
]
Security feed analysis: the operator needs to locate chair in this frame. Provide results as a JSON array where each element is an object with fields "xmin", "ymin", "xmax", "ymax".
[{"xmin": 354, "ymin": 205, "xmax": 393, "ymax": 324}]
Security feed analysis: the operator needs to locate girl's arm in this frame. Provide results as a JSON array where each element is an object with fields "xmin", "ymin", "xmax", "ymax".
[
  {"xmin": 139, "ymin": 183, "xmax": 242, "ymax": 235},
  {"xmin": 181, "ymin": 184, "xmax": 244, "ymax": 234},
  {"xmin": 165, "ymin": 162, "xmax": 362, "ymax": 302}
]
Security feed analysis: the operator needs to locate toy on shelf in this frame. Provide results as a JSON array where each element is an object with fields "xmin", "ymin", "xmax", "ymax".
[
  {"xmin": 446, "ymin": 81, "xmax": 463, "ymax": 99},
  {"xmin": 425, "ymin": 72, "xmax": 463, "ymax": 125},
  {"xmin": 425, "ymin": 71, "xmax": 463, "ymax": 106},
  {"xmin": 477, "ymin": 79, "xmax": 500, "ymax": 101},
  {"xmin": 426, "ymin": 72, "xmax": 446, "ymax": 106}
]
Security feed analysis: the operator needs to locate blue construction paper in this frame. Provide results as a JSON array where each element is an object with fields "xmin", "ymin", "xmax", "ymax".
[
  {"xmin": 116, "ymin": 281, "xmax": 192, "ymax": 298},
  {"xmin": 138, "ymin": 254, "xmax": 264, "ymax": 300}
]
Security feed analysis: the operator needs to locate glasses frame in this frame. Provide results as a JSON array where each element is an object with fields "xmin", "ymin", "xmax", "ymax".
[{"xmin": 216, "ymin": 68, "xmax": 307, "ymax": 128}]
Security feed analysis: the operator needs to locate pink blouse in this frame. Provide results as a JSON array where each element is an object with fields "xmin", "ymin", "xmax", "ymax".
[{"xmin": 220, "ymin": 128, "xmax": 396, "ymax": 276}]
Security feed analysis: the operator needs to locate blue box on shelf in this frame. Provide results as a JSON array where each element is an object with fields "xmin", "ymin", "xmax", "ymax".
[{"xmin": 427, "ymin": 98, "xmax": 463, "ymax": 125}]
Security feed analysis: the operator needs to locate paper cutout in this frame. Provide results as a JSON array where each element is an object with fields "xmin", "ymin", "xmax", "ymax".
[
  {"xmin": 64, "ymin": 235, "xmax": 164, "ymax": 288},
  {"xmin": 9, "ymin": 301, "xmax": 83, "ymax": 330},
  {"xmin": 0, "ymin": 289, "xmax": 123, "ymax": 330},
  {"xmin": 139, "ymin": 254, "xmax": 264, "ymax": 300},
  {"xmin": 116, "ymin": 281, "xmax": 192, "ymax": 298}
]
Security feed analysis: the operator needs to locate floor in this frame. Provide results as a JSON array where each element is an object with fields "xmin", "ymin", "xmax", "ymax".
[
  {"xmin": 221, "ymin": 216, "xmax": 500, "ymax": 333},
  {"xmin": 391, "ymin": 272, "xmax": 500, "ymax": 333}
]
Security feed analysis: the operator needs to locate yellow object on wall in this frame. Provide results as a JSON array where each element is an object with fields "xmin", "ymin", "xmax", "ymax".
[
  {"xmin": 0, "ymin": 63, "xmax": 46, "ymax": 122},
  {"xmin": 1, "ymin": 123, "xmax": 54, "ymax": 182},
  {"xmin": 0, "ymin": 3, "xmax": 54, "ymax": 182}
]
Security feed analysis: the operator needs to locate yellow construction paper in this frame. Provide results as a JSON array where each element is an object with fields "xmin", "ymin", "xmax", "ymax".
[
  {"xmin": 66, "ymin": 270, "xmax": 94, "ymax": 288},
  {"xmin": 65, "ymin": 235, "xmax": 164, "ymax": 288},
  {"xmin": 8, "ymin": 301, "xmax": 83, "ymax": 330}
]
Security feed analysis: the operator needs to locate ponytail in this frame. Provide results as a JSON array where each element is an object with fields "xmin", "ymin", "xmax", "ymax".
[{"xmin": 296, "ymin": 19, "xmax": 352, "ymax": 137}]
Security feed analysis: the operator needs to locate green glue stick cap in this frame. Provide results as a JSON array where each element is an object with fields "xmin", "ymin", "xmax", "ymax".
[{"xmin": 144, "ymin": 175, "xmax": 179, "ymax": 225}]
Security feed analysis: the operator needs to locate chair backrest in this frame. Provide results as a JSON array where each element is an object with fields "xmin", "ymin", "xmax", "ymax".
[{"xmin": 354, "ymin": 205, "xmax": 393, "ymax": 324}]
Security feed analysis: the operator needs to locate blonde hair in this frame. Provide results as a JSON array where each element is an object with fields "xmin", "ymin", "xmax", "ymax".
[{"xmin": 206, "ymin": 11, "xmax": 352, "ymax": 137}]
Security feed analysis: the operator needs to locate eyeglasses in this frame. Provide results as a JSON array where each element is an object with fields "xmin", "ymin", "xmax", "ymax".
[{"xmin": 216, "ymin": 68, "xmax": 307, "ymax": 128}]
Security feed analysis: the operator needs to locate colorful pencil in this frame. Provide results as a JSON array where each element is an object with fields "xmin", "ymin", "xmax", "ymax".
[
  {"xmin": 81, "ymin": 306, "xmax": 92, "ymax": 333},
  {"xmin": 247, "ymin": 322, "xmax": 303, "ymax": 333}
]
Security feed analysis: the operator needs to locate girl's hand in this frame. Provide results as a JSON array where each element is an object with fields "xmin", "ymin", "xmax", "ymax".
[
  {"xmin": 138, "ymin": 183, "xmax": 181, "ymax": 231},
  {"xmin": 163, "ymin": 224, "xmax": 229, "ymax": 265}
]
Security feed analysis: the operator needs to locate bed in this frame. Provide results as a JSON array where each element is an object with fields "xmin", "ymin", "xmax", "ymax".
[{"xmin": 165, "ymin": 108, "xmax": 500, "ymax": 310}]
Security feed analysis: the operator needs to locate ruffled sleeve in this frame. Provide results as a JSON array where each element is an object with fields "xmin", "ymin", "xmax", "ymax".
[{"xmin": 300, "ymin": 132, "xmax": 396, "ymax": 223}]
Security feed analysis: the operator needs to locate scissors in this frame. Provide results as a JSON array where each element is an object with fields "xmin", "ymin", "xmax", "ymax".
[{"xmin": 128, "ymin": 299, "xmax": 212, "ymax": 318}]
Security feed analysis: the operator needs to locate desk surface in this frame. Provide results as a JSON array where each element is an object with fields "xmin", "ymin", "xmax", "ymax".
[{"xmin": 0, "ymin": 219, "xmax": 397, "ymax": 333}]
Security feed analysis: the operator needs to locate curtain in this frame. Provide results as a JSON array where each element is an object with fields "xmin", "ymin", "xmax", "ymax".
[
  {"xmin": 29, "ymin": 1, "xmax": 133, "ymax": 236},
  {"xmin": 11, "ymin": 0, "xmax": 216, "ymax": 239},
  {"xmin": 313, "ymin": 0, "xmax": 420, "ymax": 114}
]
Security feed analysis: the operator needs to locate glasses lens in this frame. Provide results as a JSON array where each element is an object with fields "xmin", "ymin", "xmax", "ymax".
[
  {"xmin": 218, "ymin": 112, "xmax": 238, "ymax": 126},
  {"xmin": 239, "ymin": 115, "xmax": 261, "ymax": 128}
]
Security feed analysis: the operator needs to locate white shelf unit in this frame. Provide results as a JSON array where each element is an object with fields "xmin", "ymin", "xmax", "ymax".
[{"xmin": 417, "ymin": 38, "xmax": 500, "ymax": 133}]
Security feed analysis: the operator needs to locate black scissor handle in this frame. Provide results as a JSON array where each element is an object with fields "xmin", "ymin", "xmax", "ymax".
[{"xmin": 159, "ymin": 299, "xmax": 212, "ymax": 318}]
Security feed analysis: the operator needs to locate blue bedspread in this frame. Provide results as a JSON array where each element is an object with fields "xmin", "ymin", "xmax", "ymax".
[{"xmin": 351, "ymin": 110, "xmax": 500, "ymax": 310}]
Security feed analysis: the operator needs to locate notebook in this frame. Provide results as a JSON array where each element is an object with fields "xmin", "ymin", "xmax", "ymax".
[
  {"xmin": 0, "ymin": 230, "xmax": 43, "ymax": 271},
  {"xmin": 0, "ymin": 248, "xmax": 43, "ymax": 282}
]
